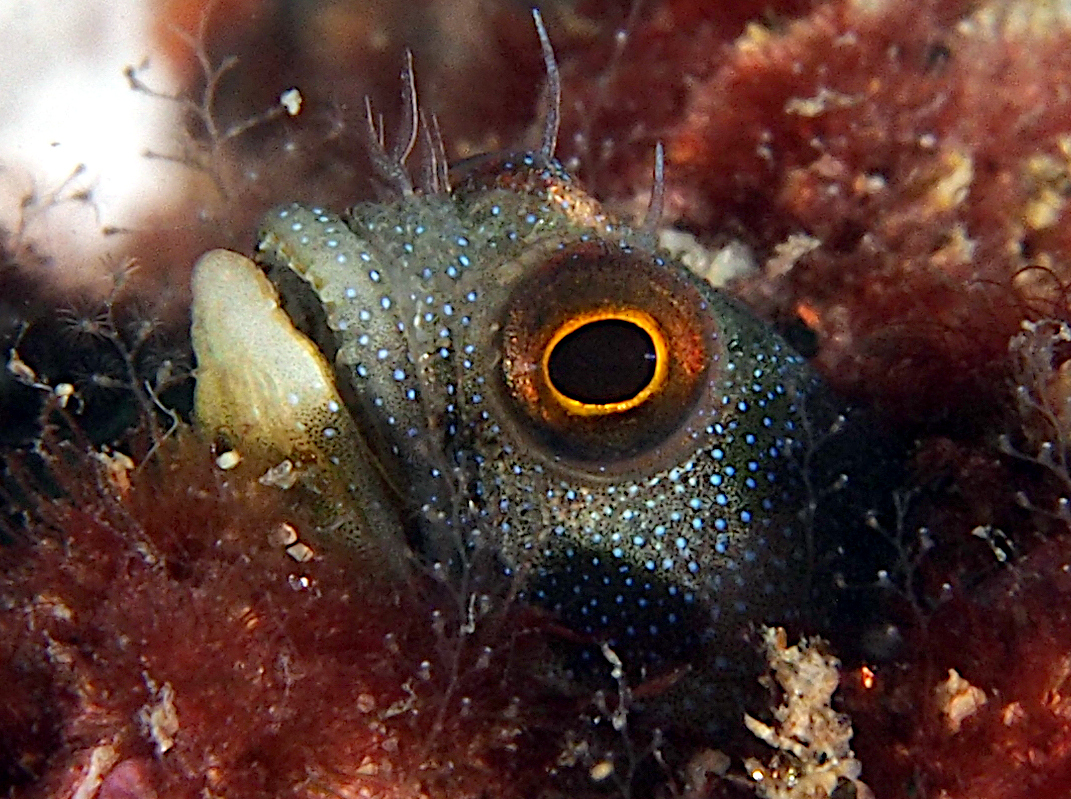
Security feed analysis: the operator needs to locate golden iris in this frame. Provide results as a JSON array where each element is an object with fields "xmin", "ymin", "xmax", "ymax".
[{"xmin": 541, "ymin": 308, "xmax": 669, "ymax": 416}]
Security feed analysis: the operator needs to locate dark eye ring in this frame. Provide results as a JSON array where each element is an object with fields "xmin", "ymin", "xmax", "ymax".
[
  {"xmin": 496, "ymin": 239, "xmax": 716, "ymax": 465},
  {"xmin": 542, "ymin": 309, "xmax": 668, "ymax": 415}
]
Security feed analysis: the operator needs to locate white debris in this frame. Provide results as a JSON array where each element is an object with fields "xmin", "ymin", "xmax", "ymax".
[
  {"xmin": 280, "ymin": 88, "xmax": 302, "ymax": 116},
  {"xmin": 742, "ymin": 627, "xmax": 873, "ymax": 799},
  {"xmin": 935, "ymin": 668, "xmax": 987, "ymax": 733}
]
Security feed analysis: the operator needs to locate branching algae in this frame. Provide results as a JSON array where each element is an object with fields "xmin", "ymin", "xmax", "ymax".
[{"xmin": 189, "ymin": 12, "xmax": 864, "ymax": 726}]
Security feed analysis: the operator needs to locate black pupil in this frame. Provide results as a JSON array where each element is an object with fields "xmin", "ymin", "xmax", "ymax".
[{"xmin": 547, "ymin": 319, "xmax": 658, "ymax": 405}]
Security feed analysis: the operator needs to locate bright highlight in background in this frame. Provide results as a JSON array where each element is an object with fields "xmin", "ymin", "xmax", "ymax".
[{"xmin": 0, "ymin": 0, "xmax": 180, "ymax": 283}]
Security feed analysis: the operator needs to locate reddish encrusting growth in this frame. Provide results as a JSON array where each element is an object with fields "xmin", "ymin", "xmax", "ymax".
[
  {"xmin": 559, "ymin": 0, "xmax": 1071, "ymax": 424},
  {"xmin": 550, "ymin": 3, "xmax": 1071, "ymax": 796},
  {"xmin": 0, "ymin": 432, "xmax": 580, "ymax": 799},
  {"xmin": 843, "ymin": 530, "xmax": 1071, "ymax": 799},
  {"xmin": 9, "ymin": 1, "xmax": 1071, "ymax": 797}
]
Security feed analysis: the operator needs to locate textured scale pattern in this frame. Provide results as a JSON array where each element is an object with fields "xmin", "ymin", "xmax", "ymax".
[{"xmin": 190, "ymin": 56, "xmax": 852, "ymax": 723}]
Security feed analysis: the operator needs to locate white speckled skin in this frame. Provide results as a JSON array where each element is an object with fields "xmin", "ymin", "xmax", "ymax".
[
  {"xmin": 191, "ymin": 139, "xmax": 849, "ymax": 727},
  {"xmin": 184, "ymin": 6, "xmax": 880, "ymax": 726}
]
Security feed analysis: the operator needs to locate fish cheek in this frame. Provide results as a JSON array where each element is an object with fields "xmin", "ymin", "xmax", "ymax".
[
  {"xmin": 255, "ymin": 203, "xmax": 428, "ymax": 494},
  {"xmin": 473, "ymin": 236, "xmax": 823, "ymax": 681}
]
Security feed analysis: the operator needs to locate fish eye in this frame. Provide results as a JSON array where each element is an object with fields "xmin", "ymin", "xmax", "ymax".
[
  {"xmin": 543, "ymin": 310, "xmax": 667, "ymax": 413},
  {"xmin": 497, "ymin": 240, "xmax": 717, "ymax": 465}
]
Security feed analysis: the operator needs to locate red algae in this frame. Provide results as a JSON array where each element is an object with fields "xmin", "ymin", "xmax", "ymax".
[
  {"xmin": 11, "ymin": 1, "xmax": 1071, "ymax": 797},
  {"xmin": 0, "ymin": 430, "xmax": 593, "ymax": 799},
  {"xmin": 558, "ymin": 0, "xmax": 1071, "ymax": 424},
  {"xmin": 550, "ymin": 2, "xmax": 1071, "ymax": 796},
  {"xmin": 843, "ymin": 529, "xmax": 1071, "ymax": 799}
]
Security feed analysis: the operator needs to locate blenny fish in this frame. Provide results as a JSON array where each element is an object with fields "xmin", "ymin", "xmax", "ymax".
[{"xmin": 189, "ymin": 13, "xmax": 861, "ymax": 722}]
